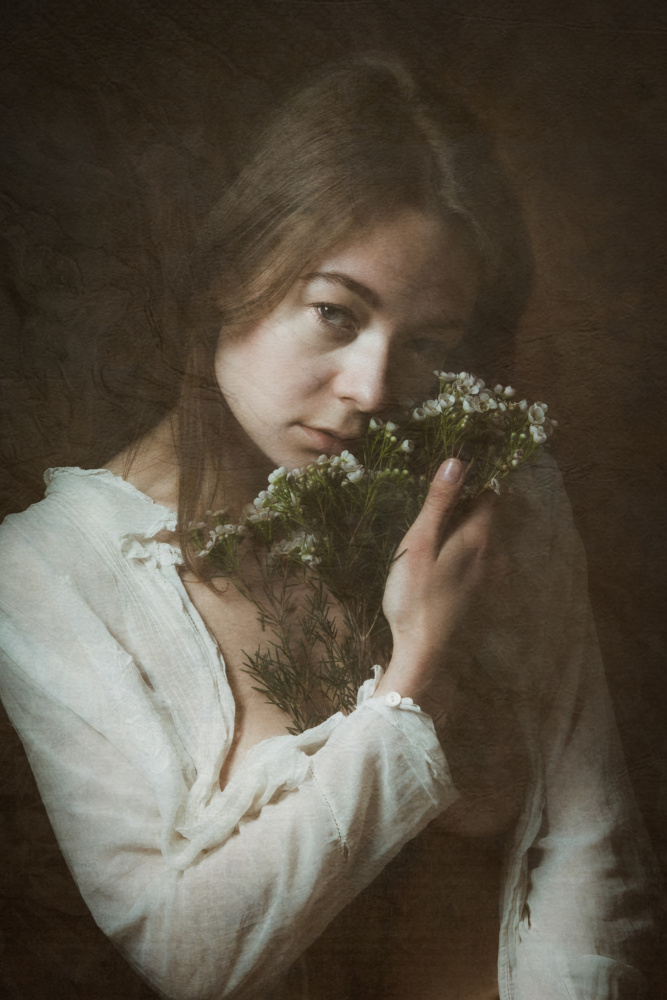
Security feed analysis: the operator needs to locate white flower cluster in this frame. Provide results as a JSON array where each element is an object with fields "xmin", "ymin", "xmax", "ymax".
[
  {"xmin": 194, "ymin": 521, "xmax": 247, "ymax": 556},
  {"xmin": 526, "ymin": 401, "xmax": 558, "ymax": 444},
  {"xmin": 410, "ymin": 371, "xmax": 557, "ymax": 441},
  {"xmin": 193, "ymin": 368, "xmax": 556, "ymax": 568},
  {"xmin": 253, "ymin": 451, "xmax": 367, "ymax": 502},
  {"xmin": 367, "ymin": 416, "xmax": 415, "ymax": 458},
  {"xmin": 269, "ymin": 529, "xmax": 320, "ymax": 566},
  {"xmin": 330, "ymin": 450, "xmax": 366, "ymax": 484}
]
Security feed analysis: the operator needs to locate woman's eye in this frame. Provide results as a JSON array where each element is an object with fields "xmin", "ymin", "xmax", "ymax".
[{"xmin": 314, "ymin": 303, "xmax": 356, "ymax": 331}]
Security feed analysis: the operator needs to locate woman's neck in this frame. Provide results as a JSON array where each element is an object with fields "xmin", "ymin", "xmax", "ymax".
[
  {"xmin": 104, "ymin": 414, "xmax": 274, "ymax": 521},
  {"xmin": 104, "ymin": 416, "xmax": 180, "ymax": 511}
]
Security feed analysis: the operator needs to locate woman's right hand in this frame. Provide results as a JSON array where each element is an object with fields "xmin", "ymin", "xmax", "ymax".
[{"xmin": 376, "ymin": 458, "xmax": 501, "ymax": 720}]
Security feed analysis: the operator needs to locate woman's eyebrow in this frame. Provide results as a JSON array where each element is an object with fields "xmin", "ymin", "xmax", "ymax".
[{"xmin": 301, "ymin": 271, "xmax": 380, "ymax": 308}]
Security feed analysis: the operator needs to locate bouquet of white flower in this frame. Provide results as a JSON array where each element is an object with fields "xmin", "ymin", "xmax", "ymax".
[{"xmin": 191, "ymin": 372, "xmax": 556, "ymax": 732}]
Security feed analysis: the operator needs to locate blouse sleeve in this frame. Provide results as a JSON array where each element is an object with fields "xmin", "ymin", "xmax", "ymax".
[
  {"xmin": 490, "ymin": 457, "xmax": 660, "ymax": 1000},
  {"xmin": 0, "ymin": 510, "xmax": 457, "ymax": 1000}
]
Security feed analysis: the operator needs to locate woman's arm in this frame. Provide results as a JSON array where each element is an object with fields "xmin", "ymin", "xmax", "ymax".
[
  {"xmin": 487, "ymin": 458, "xmax": 661, "ymax": 999},
  {"xmin": 0, "ymin": 468, "xmax": 484, "ymax": 1000},
  {"xmin": 0, "ymin": 619, "xmax": 457, "ymax": 1000}
]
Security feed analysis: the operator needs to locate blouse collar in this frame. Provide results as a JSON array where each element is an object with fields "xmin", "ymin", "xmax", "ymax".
[{"xmin": 44, "ymin": 467, "xmax": 179, "ymax": 542}]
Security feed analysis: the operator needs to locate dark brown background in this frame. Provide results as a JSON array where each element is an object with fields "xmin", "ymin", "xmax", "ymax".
[{"xmin": 1, "ymin": 1, "xmax": 666, "ymax": 996}]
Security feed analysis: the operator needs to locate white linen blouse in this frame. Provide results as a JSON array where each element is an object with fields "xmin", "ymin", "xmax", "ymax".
[{"xmin": 0, "ymin": 463, "xmax": 657, "ymax": 1000}]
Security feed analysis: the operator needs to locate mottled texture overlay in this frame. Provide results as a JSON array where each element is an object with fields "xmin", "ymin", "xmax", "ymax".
[{"xmin": 0, "ymin": 1, "xmax": 665, "ymax": 996}]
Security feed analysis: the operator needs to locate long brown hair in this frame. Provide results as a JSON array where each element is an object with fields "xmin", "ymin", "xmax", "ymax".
[{"xmin": 175, "ymin": 55, "xmax": 532, "ymax": 576}]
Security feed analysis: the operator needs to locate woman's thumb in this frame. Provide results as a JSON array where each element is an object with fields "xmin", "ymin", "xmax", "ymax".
[{"xmin": 413, "ymin": 459, "xmax": 465, "ymax": 544}]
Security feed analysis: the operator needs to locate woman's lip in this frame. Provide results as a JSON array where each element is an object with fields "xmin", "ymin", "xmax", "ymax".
[{"xmin": 297, "ymin": 424, "xmax": 359, "ymax": 454}]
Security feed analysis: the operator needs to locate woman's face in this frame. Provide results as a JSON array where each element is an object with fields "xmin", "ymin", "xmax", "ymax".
[{"xmin": 215, "ymin": 209, "xmax": 479, "ymax": 472}]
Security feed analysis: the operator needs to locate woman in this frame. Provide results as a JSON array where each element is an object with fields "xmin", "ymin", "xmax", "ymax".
[{"xmin": 0, "ymin": 57, "xmax": 657, "ymax": 999}]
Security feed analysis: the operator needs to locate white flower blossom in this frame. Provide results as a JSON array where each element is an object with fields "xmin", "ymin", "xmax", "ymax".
[
  {"xmin": 423, "ymin": 399, "xmax": 442, "ymax": 417},
  {"xmin": 340, "ymin": 450, "xmax": 362, "ymax": 472},
  {"xmin": 437, "ymin": 392, "xmax": 456, "ymax": 411},
  {"xmin": 476, "ymin": 391, "xmax": 498, "ymax": 412},
  {"xmin": 384, "ymin": 421, "xmax": 398, "ymax": 433},
  {"xmin": 517, "ymin": 399, "xmax": 528, "ymax": 412},
  {"xmin": 268, "ymin": 467, "xmax": 288, "ymax": 484},
  {"xmin": 527, "ymin": 403, "xmax": 547, "ymax": 425},
  {"xmin": 270, "ymin": 529, "xmax": 319, "ymax": 566},
  {"xmin": 411, "ymin": 407, "xmax": 426, "ymax": 422},
  {"xmin": 455, "ymin": 372, "xmax": 485, "ymax": 396},
  {"xmin": 529, "ymin": 424, "xmax": 547, "ymax": 444},
  {"xmin": 346, "ymin": 468, "xmax": 365, "ymax": 483},
  {"xmin": 369, "ymin": 417, "xmax": 383, "ymax": 431},
  {"xmin": 400, "ymin": 439, "xmax": 414, "ymax": 453},
  {"xmin": 246, "ymin": 506, "xmax": 278, "ymax": 522},
  {"xmin": 214, "ymin": 523, "xmax": 246, "ymax": 537},
  {"xmin": 489, "ymin": 477, "xmax": 501, "ymax": 495}
]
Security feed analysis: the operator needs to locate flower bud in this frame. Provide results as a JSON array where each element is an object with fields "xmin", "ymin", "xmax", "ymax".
[{"xmin": 267, "ymin": 466, "xmax": 288, "ymax": 483}]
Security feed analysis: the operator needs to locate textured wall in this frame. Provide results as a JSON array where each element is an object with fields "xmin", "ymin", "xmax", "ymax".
[{"xmin": 1, "ymin": 1, "xmax": 666, "ymax": 995}]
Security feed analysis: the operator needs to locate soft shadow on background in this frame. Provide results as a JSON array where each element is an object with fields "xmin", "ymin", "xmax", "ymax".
[{"xmin": 1, "ymin": 1, "xmax": 666, "ymax": 996}]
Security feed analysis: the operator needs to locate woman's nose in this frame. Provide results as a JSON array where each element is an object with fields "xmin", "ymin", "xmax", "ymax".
[{"xmin": 332, "ymin": 336, "xmax": 394, "ymax": 413}]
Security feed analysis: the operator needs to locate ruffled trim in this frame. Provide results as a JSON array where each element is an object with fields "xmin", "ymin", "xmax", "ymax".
[
  {"xmin": 120, "ymin": 535, "xmax": 184, "ymax": 569},
  {"xmin": 356, "ymin": 664, "xmax": 383, "ymax": 706}
]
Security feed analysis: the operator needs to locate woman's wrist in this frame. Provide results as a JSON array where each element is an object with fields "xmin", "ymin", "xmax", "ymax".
[{"xmin": 374, "ymin": 648, "xmax": 458, "ymax": 723}]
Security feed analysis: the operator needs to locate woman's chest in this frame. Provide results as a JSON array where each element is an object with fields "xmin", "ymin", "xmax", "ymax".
[{"xmin": 181, "ymin": 573, "xmax": 328, "ymax": 775}]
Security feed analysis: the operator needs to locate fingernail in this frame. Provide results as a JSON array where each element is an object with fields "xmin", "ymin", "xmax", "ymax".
[{"xmin": 440, "ymin": 458, "xmax": 463, "ymax": 483}]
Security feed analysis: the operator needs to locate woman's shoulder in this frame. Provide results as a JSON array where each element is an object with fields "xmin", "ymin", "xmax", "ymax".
[
  {"xmin": 0, "ymin": 467, "xmax": 178, "ymax": 598},
  {"xmin": 2, "ymin": 466, "xmax": 176, "ymax": 541}
]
